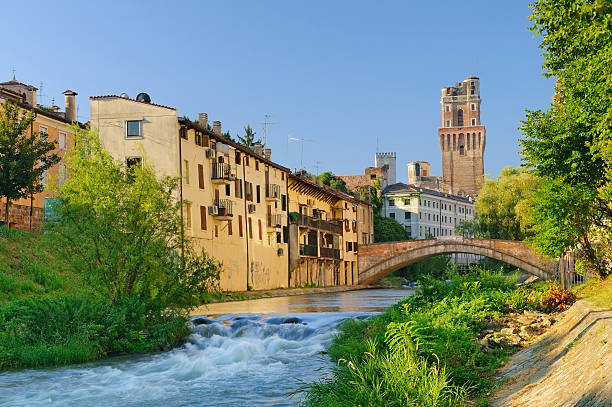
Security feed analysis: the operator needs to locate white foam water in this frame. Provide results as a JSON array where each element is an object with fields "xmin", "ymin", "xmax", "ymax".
[{"xmin": 0, "ymin": 288, "xmax": 414, "ymax": 406}]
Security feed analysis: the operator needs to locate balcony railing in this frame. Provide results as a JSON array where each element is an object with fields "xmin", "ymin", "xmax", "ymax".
[
  {"xmin": 265, "ymin": 183, "xmax": 281, "ymax": 200},
  {"xmin": 211, "ymin": 163, "xmax": 233, "ymax": 182},
  {"xmin": 295, "ymin": 213, "xmax": 343, "ymax": 234},
  {"xmin": 267, "ymin": 213, "xmax": 284, "ymax": 228},
  {"xmin": 320, "ymin": 247, "xmax": 341, "ymax": 259},
  {"xmin": 299, "ymin": 244, "xmax": 318, "ymax": 257},
  {"xmin": 213, "ymin": 198, "xmax": 233, "ymax": 218}
]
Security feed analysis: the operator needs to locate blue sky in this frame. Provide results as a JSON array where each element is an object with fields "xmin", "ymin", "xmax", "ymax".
[{"xmin": 2, "ymin": 1, "xmax": 554, "ymax": 182}]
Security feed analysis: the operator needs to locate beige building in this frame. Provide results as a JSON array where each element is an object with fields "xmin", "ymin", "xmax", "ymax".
[
  {"xmin": 0, "ymin": 77, "xmax": 81, "ymax": 230},
  {"xmin": 90, "ymin": 94, "xmax": 290, "ymax": 291},
  {"xmin": 288, "ymin": 174, "xmax": 374, "ymax": 287}
]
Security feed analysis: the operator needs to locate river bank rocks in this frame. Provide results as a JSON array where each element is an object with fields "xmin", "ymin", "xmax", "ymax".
[{"xmin": 478, "ymin": 310, "xmax": 557, "ymax": 348}]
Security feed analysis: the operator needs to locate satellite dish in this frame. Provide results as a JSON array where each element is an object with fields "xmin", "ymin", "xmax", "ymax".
[
  {"xmin": 120, "ymin": 93, "xmax": 129, "ymax": 99},
  {"xmin": 136, "ymin": 93, "xmax": 151, "ymax": 103}
]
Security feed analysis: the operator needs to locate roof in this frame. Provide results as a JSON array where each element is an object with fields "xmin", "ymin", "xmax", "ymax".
[
  {"xmin": 0, "ymin": 78, "xmax": 37, "ymax": 91},
  {"xmin": 289, "ymin": 173, "xmax": 374, "ymax": 207},
  {"xmin": 0, "ymin": 94, "xmax": 86, "ymax": 128},
  {"xmin": 382, "ymin": 182, "xmax": 473, "ymax": 203},
  {"xmin": 89, "ymin": 95, "xmax": 176, "ymax": 111},
  {"xmin": 178, "ymin": 118, "xmax": 291, "ymax": 173}
]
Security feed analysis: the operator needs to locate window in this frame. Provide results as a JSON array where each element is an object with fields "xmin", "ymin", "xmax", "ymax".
[
  {"xmin": 404, "ymin": 198, "xmax": 410, "ymax": 205},
  {"xmin": 126, "ymin": 157, "xmax": 142, "ymax": 172},
  {"xmin": 445, "ymin": 120, "xmax": 451, "ymax": 127},
  {"xmin": 228, "ymin": 220, "xmax": 233, "ymax": 235},
  {"xmin": 179, "ymin": 127, "xmax": 187, "ymax": 140},
  {"xmin": 195, "ymin": 132, "xmax": 202, "ymax": 146},
  {"xmin": 235, "ymin": 179, "xmax": 243, "ymax": 198},
  {"xmin": 59, "ymin": 132, "xmax": 67, "ymax": 150},
  {"xmin": 198, "ymin": 164, "xmax": 205, "ymax": 189},
  {"xmin": 184, "ymin": 203, "xmax": 192, "ymax": 229},
  {"xmin": 225, "ymin": 183, "xmax": 231, "ymax": 196},
  {"xmin": 445, "ymin": 105, "xmax": 450, "ymax": 112},
  {"xmin": 388, "ymin": 199, "xmax": 395, "ymax": 207},
  {"xmin": 126, "ymin": 120, "xmax": 142, "ymax": 138},
  {"xmin": 248, "ymin": 218, "xmax": 253, "ymax": 238},
  {"xmin": 59, "ymin": 163, "xmax": 67, "ymax": 186},
  {"xmin": 281, "ymin": 194, "xmax": 286, "ymax": 211},
  {"xmin": 460, "ymin": 145, "xmax": 465, "ymax": 155},
  {"xmin": 471, "ymin": 118, "xmax": 476, "ymax": 126},
  {"xmin": 255, "ymin": 161, "xmax": 259, "ymax": 171},
  {"xmin": 256, "ymin": 185, "xmax": 261, "ymax": 203},
  {"xmin": 404, "ymin": 212, "xmax": 410, "ymax": 220},
  {"xmin": 370, "ymin": 173, "xmax": 376, "ymax": 180},
  {"xmin": 238, "ymin": 215, "xmax": 243, "ymax": 237},
  {"xmin": 471, "ymin": 103, "xmax": 476, "ymax": 111},
  {"xmin": 235, "ymin": 151, "xmax": 241, "ymax": 165},
  {"xmin": 183, "ymin": 160, "xmax": 190, "ymax": 184},
  {"xmin": 457, "ymin": 109, "xmax": 464, "ymax": 127},
  {"xmin": 200, "ymin": 206, "xmax": 207, "ymax": 230},
  {"xmin": 390, "ymin": 212, "xmax": 395, "ymax": 219},
  {"xmin": 258, "ymin": 219, "xmax": 262, "ymax": 240},
  {"xmin": 38, "ymin": 126, "xmax": 48, "ymax": 142},
  {"xmin": 470, "ymin": 89, "xmax": 475, "ymax": 95}
]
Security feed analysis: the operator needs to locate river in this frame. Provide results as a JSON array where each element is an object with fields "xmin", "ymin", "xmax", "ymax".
[{"xmin": 0, "ymin": 288, "xmax": 414, "ymax": 407}]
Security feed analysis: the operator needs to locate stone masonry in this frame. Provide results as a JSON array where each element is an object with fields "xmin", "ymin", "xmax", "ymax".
[
  {"xmin": 358, "ymin": 237, "xmax": 556, "ymax": 284},
  {"xmin": 0, "ymin": 201, "xmax": 45, "ymax": 231}
]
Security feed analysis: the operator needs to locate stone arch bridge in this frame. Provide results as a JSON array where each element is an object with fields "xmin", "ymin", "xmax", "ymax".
[{"xmin": 358, "ymin": 237, "xmax": 557, "ymax": 285}]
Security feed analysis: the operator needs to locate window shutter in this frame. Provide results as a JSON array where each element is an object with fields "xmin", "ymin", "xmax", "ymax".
[
  {"xmin": 228, "ymin": 220, "xmax": 233, "ymax": 235},
  {"xmin": 249, "ymin": 218, "xmax": 253, "ymax": 239},
  {"xmin": 200, "ymin": 205, "xmax": 207, "ymax": 230},
  {"xmin": 239, "ymin": 215, "xmax": 243, "ymax": 237},
  {"xmin": 198, "ymin": 164, "xmax": 205, "ymax": 189},
  {"xmin": 258, "ymin": 219, "xmax": 262, "ymax": 240}
]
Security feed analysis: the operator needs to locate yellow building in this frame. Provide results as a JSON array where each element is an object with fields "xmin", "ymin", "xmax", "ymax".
[
  {"xmin": 90, "ymin": 95, "xmax": 290, "ymax": 291},
  {"xmin": 287, "ymin": 174, "xmax": 374, "ymax": 286},
  {"xmin": 0, "ymin": 77, "xmax": 81, "ymax": 230}
]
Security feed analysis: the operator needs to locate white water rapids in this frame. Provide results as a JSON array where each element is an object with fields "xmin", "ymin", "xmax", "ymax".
[{"xmin": 0, "ymin": 288, "xmax": 413, "ymax": 406}]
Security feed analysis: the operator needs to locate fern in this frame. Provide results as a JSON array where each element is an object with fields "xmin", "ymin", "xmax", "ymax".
[{"xmin": 384, "ymin": 321, "xmax": 432, "ymax": 355}]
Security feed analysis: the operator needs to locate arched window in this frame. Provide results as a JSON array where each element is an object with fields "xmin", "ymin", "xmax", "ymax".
[
  {"xmin": 459, "ymin": 145, "xmax": 465, "ymax": 155},
  {"xmin": 457, "ymin": 109, "xmax": 464, "ymax": 127}
]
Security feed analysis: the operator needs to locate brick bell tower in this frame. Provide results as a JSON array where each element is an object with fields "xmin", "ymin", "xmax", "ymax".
[{"xmin": 438, "ymin": 76, "xmax": 485, "ymax": 197}]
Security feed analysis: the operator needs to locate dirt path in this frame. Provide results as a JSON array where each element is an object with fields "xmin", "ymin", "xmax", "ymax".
[{"xmin": 490, "ymin": 300, "xmax": 612, "ymax": 406}]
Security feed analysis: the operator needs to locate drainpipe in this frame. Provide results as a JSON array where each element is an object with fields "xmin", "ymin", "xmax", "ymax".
[
  {"xmin": 178, "ymin": 126, "xmax": 185, "ymax": 262},
  {"xmin": 242, "ymin": 155, "xmax": 249, "ymax": 290}
]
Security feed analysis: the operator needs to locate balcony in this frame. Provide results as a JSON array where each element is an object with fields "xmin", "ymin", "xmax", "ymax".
[
  {"xmin": 299, "ymin": 244, "xmax": 318, "ymax": 257},
  {"xmin": 267, "ymin": 213, "xmax": 284, "ymax": 229},
  {"xmin": 295, "ymin": 213, "xmax": 343, "ymax": 235},
  {"xmin": 211, "ymin": 163, "xmax": 234, "ymax": 184},
  {"xmin": 212, "ymin": 198, "xmax": 233, "ymax": 220},
  {"xmin": 320, "ymin": 247, "xmax": 341, "ymax": 260},
  {"xmin": 265, "ymin": 183, "xmax": 281, "ymax": 200}
]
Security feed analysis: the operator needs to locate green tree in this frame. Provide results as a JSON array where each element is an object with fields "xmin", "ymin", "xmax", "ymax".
[
  {"xmin": 0, "ymin": 102, "xmax": 60, "ymax": 225},
  {"xmin": 237, "ymin": 125, "xmax": 261, "ymax": 151},
  {"xmin": 519, "ymin": 0, "xmax": 612, "ymax": 276},
  {"xmin": 46, "ymin": 126, "xmax": 220, "ymax": 309},
  {"xmin": 373, "ymin": 213, "xmax": 411, "ymax": 243},
  {"xmin": 468, "ymin": 167, "xmax": 540, "ymax": 240},
  {"xmin": 316, "ymin": 171, "xmax": 350, "ymax": 193}
]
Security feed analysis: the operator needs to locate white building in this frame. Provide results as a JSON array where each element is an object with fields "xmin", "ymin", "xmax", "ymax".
[{"xmin": 381, "ymin": 183, "xmax": 474, "ymax": 239}]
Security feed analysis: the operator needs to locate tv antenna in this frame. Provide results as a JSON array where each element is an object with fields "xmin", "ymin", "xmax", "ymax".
[
  {"xmin": 11, "ymin": 68, "xmax": 16, "ymax": 80},
  {"xmin": 38, "ymin": 82, "xmax": 46, "ymax": 106},
  {"xmin": 262, "ymin": 114, "xmax": 275, "ymax": 147},
  {"xmin": 288, "ymin": 136, "xmax": 313, "ymax": 172}
]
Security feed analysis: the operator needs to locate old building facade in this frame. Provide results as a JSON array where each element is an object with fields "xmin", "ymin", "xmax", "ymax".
[
  {"xmin": 0, "ymin": 77, "xmax": 81, "ymax": 230},
  {"xmin": 438, "ymin": 76, "xmax": 486, "ymax": 197},
  {"xmin": 90, "ymin": 94, "xmax": 373, "ymax": 291},
  {"xmin": 381, "ymin": 183, "xmax": 474, "ymax": 239},
  {"xmin": 288, "ymin": 174, "xmax": 374, "ymax": 287}
]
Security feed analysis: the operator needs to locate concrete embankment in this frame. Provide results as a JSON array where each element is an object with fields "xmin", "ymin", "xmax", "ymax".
[{"xmin": 490, "ymin": 300, "xmax": 612, "ymax": 406}]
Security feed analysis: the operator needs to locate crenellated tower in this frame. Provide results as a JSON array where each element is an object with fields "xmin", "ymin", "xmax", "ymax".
[{"xmin": 438, "ymin": 76, "xmax": 485, "ymax": 196}]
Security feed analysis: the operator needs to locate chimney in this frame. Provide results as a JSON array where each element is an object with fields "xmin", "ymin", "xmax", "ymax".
[
  {"xmin": 264, "ymin": 148, "xmax": 271, "ymax": 161},
  {"xmin": 63, "ymin": 90, "xmax": 77, "ymax": 122},
  {"xmin": 212, "ymin": 120, "xmax": 221, "ymax": 135},
  {"xmin": 198, "ymin": 113, "xmax": 208, "ymax": 129},
  {"xmin": 253, "ymin": 142, "xmax": 263, "ymax": 156}
]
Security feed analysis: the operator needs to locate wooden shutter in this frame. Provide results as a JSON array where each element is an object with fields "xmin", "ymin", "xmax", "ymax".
[
  {"xmin": 258, "ymin": 219, "xmax": 262, "ymax": 240},
  {"xmin": 200, "ymin": 206, "xmax": 207, "ymax": 230},
  {"xmin": 198, "ymin": 164, "xmax": 205, "ymax": 189},
  {"xmin": 239, "ymin": 215, "xmax": 243, "ymax": 237},
  {"xmin": 248, "ymin": 218, "xmax": 253, "ymax": 239},
  {"xmin": 228, "ymin": 220, "xmax": 233, "ymax": 235}
]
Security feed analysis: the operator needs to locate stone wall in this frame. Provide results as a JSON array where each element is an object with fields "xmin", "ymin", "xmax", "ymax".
[{"xmin": 0, "ymin": 202, "xmax": 44, "ymax": 231}]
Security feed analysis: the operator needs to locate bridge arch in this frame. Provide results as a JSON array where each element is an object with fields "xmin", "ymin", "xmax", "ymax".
[{"xmin": 358, "ymin": 238, "xmax": 557, "ymax": 285}]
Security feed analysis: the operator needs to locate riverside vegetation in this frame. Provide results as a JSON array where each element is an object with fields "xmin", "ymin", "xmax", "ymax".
[
  {"xmin": 300, "ymin": 268, "xmax": 577, "ymax": 407},
  {"xmin": 0, "ymin": 127, "xmax": 221, "ymax": 370}
]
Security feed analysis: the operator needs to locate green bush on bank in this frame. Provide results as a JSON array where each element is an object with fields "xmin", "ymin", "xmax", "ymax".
[{"xmin": 301, "ymin": 268, "xmax": 576, "ymax": 406}]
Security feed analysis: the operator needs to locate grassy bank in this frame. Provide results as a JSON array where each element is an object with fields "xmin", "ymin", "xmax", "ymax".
[
  {"xmin": 300, "ymin": 269, "xmax": 577, "ymax": 406},
  {"xmin": 0, "ymin": 228, "xmax": 190, "ymax": 370}
]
